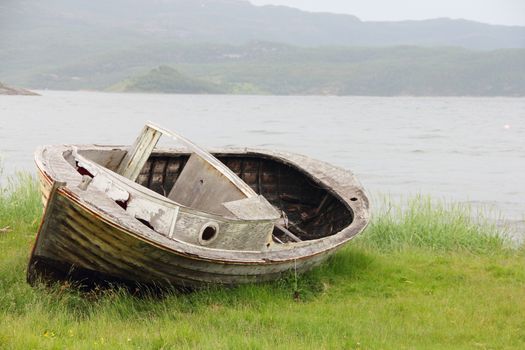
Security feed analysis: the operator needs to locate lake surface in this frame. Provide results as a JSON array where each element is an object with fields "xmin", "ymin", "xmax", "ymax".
[{"xmin": 1, "ymin": 91, "xmax": 524, "ymax": 236}]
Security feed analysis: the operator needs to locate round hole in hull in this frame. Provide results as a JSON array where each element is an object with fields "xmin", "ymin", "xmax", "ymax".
[{"xmin": 198, "ymin": 222, "xmax": 219, "ymax": 245}]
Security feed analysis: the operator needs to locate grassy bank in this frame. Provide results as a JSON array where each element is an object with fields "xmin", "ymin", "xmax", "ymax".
[{"xmin": 0, "ymin": 175, "xmax": 524, "ymax": 349}]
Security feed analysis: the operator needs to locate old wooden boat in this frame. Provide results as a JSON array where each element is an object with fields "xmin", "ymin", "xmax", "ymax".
[{"xmin": 28, "ymin": 123, "xmax": 370, "ymax": 289}]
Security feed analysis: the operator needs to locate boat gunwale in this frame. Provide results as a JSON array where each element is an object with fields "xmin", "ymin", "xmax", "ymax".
[{"xmin": 33, "ymin": 144, "xmax": 370, "ymax": 265}]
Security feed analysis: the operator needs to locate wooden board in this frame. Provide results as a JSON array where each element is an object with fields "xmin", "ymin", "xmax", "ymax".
[
  {"xmin": 145, "ymin": 122, "xmax": 257, "ymax": 198},
  {"xmin": 223, "ymin": 196, "xmax": 280, "ymax": 221},
  {"xmin": 168, "ymin": 153, "xmax": 246, "ymax": 216},
  {"xmin": 116, "ymin": 125, "xmax": 162, "ymax": 181}
]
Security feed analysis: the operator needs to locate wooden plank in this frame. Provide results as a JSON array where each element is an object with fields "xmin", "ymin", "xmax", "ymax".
[
  {"xmin": 75, "ymin": 149, "xmax": 127, "ymax": 171},
  {"xmin": 273, "ymin": 235, "xmax": 284, "ymax": 244},
  {"xmin": 275, "ymin": 224, "xmax": 302, "ymax": 242},
  {"xmin": 168, "ymin": 153, "xmax": 246, "ymax": 216},
  {"xmin": 116, "ymin": 125, "xmax": 162, "ymax": 181},
  {"xmin": 223, "ymin": 195, "xmax": 280, "ymax": 220},
  {"xmin": 32, "ymin": 180, "xmax": 67, "ymax": 257},
  {"xmin": 75, "ymin": 150, "xmax": 180, "ymax": 237},
  {"xmin": 145, "ymin": 122, "xmax": 257, "ymax": 198}
]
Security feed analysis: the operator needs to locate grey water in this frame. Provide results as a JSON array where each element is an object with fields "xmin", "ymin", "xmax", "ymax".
[{"xmin": 1, "ymin": 91, "xmax": 524, "ymax": 238}]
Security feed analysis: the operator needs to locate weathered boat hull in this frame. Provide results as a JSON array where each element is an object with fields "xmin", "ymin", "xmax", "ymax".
[
  {"xmin": 29, "ymin": 182, "xmax": 330, "ymax": 288},
  {"xmin": 28, "ymin": 146, "xmax": 370, "ymax": 289}
]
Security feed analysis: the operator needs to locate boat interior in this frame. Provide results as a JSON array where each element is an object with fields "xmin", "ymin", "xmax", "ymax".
[
  {"xmin": 74, "ymin": 124, "xmax": 354, "ymax": 244},
  {"xmin": 137, "ymin": 152, "xmax": 354, "ymax": 242}
]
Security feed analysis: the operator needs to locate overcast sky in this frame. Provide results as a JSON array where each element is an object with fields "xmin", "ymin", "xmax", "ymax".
[{"xmin": 249, "ymin": 0, "xmax": 525, "ymax": 26}]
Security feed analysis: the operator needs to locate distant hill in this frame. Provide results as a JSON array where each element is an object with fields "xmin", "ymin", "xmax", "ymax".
[
  {"xmin": 0, "ymin": 82, "xmax": 38, "ymax": 96},
  {"xmin": 2, "ymin": 0, "xmax": 524, "ymax": 52},
  {"xmin": 104, "ymin": 44, "xmax": 525, "ymax": 96},
  {"xmin": 108, "ymin": 66, "xmax": 223, "ymax": 94},
  {"xmin": 1, "ymin": 0, "xmax": 524, "ymax": 96},
  {"xmin": 1, "ymin": 0, "xmax": 525, "ymax": 86}
]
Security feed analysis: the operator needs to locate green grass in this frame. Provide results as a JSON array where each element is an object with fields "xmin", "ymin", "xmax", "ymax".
[
  {"xmin": 0, "ymin": 175, "xmax": 524, "ymax": 349},
  {"xmin": 362, "ymin": 195, "xmax": 509, "ymax": 253}
]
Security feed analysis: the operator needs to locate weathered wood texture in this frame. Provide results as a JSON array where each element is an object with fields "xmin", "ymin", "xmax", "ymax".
[
  {"xmin": 169, "ymin": 153, "xmax": 245, "ymax": 215},
  {"xmin": 74, "ymin": 150, "xmax": 276, "ymax": 251},
  {"xmin": 223, "ymin": 196, "xmax": 282, "ymax": 221},
  {"xmin": 29, "ymin": 145, "xmax": 370, "ymax": 288},
  {"xmin": 78, "ymin": 149, "xmax": 127, "ymax": 171},
  {"xmin": 30, "ymin": 188, "xmax": 321, "ymax": 288},
  {"xmin": 143, "ymin": 123, "xmax": 257, "ymax": 198},
  {"xmin": 116, "ymin": 125, "xmax": 162, "ymax": 181},
  {"xmin": 139, "ymin": 153, "xmax": 354, "ymax": 240}
]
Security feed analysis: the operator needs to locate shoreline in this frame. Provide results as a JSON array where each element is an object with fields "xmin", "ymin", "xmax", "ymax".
[
  {"xmin": 0, "ymin": 83, "xmax": 39, "ymax": 96},
  {"xmin": 15, "ymin": 88, "xmax": 525, "ymax": 98}
]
